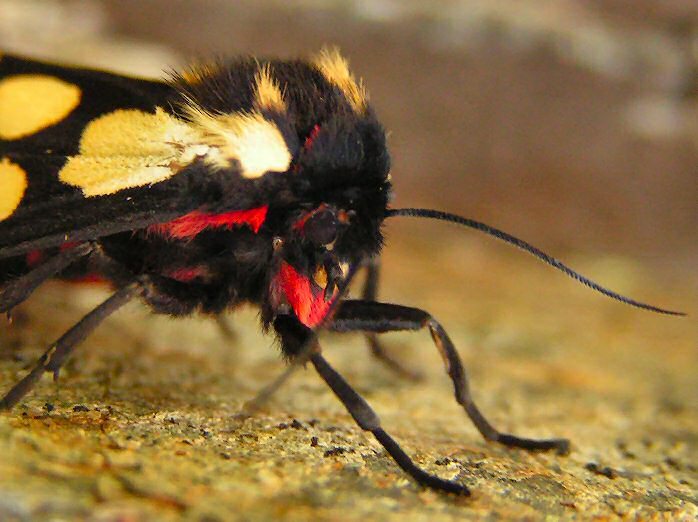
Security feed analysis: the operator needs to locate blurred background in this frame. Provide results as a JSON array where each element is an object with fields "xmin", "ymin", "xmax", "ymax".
[{"xmin": 1, "ymin": 0, "xmax": 695, "ymax": 265}]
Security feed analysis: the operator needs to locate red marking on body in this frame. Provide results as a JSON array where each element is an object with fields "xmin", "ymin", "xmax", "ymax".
[
  {"xmin": 58, "ymin": 242, "xmax": 104, "ymax": 283},
  {"xmin": 25, "ymin": 243, "xmax": 102, "ymax": 284},
  {"xmin": 276, "ymin": 262, "xmax": 336, "ymax": 328},
  {"xmin": 67, "ymin": 274, "xmax": 104, "ymax": 284},
  {"xmin": 303, "ymin": 124, "xmax": 321, "ymax": 151},
  {"xmin": 292, "ymin": 203, "xmax": 329, "ymax": 232},
  {"xmin": 26, "ymin": 250, "xmax": 44, "ymax": 267},
  {"xmin": 150, "ymin": 206, "xmax": 268, "ymax": 239},
  {"xmin": 165, "ymin": 266, "xmax": 209, "ymax": 283},
  {"xmin": 60, "ymin": 241, "xmax": 80, "ymax": 251}
]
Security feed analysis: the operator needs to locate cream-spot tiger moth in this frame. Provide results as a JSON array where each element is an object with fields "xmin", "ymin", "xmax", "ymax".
[{"xmin": 0, "ymin": 50, "xmax": 682, "ymax": 495}]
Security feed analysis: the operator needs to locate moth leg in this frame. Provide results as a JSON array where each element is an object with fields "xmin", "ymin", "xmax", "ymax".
[
  {"xmin": 274, "ymin": 314, "xmax": 469, "ymax": 494},
  {"xmin": 0, "ymin": 278, "xmax": 146, "ymax": 411},
  {"xmin": 0, "ymin": 242, "xmax": 95, "ymax": 314},
  {"xmin": 214, "ymin": 315, "xmax": 238, "ymax": 342},
  {"xmin": 361, "ymin": 258, "xmax": 422, "ymax": 380},
  {"xmin": 331, "ymin": 300, "xmax": 570, "ymax": 454}
]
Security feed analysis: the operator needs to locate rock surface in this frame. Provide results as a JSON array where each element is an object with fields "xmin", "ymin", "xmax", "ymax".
[{"xmin": 1, "ymin": 231, "xmax": 696, "ymax": 521}]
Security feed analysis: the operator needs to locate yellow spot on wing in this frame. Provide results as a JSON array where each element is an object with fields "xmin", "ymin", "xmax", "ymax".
[
  {"xmin": 313, "ymin": 47, "xmax": 367, "ymax": 113},
  {"xmin": 185, "ymin": 105, "xmax": 291, "ymax": 178},
  {"xmin": 254, "ymin": 64, "xmax": 286, "ymax": 112},
  {"xmin": 0, "ymin": 74, "xmax": 81, "ymax": 140},
  {"xmin": 0, "ymin": 158, "xmax": 27, "ymax": 220},
  {"xmin": 59, "ymin": 108, "xmax": 203, "ymax": 196}
]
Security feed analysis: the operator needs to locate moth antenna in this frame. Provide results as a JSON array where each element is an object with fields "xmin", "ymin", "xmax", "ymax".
[{"xmin": 386, "ymin": 208, "xmax": 684, "ymax": 316}]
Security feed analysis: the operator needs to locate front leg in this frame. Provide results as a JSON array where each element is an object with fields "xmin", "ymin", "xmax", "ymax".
[
  {"xmin": 273, "ymin": 314, "xmax": 469, "ymax": 494},
  {"xmin": 330, "ymin": 300, "xmax": 570, "ymax": 454}
]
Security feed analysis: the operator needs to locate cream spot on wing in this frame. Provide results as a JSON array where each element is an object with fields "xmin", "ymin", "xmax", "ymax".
[
  {"xmin": 0, "ymin": 158, "xmax": 27, "ymax": 220},
  {"xmin": 312, "ymin": 47, "xmax": 367, "ymax": 113},
  {"xmin": 59, "ymin": 108, "xmax": 204, "ymax": 196},
  {"xmin": 185, "ymin": 105, "xmax": 291, "ymax": 178},
  {"xmin": 0, "ymin": 74, "xmax": 81, "ymax": 139},
  {"xmin": 254, "ymin": 64, "xmax": 286, "ymax": 112}
]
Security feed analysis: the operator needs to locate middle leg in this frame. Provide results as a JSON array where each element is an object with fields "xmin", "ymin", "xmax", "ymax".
[{"xmin": 360, "ymin": 257, "xmax": 421, "ymax": 380}]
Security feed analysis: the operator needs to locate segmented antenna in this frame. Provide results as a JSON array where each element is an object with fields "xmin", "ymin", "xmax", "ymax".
[{"xmin": 386, "ymin": 208, "xmax": 684, "ymax": 316}]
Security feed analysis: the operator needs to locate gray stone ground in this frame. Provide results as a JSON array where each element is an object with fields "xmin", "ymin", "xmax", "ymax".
[{"xmin": 1, "ymin": 231, "xmax": 696, "ymax": 521}]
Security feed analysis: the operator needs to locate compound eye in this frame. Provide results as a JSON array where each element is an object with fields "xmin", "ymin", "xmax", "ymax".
[{"xmin": 303, "ymin": 208, "xmax": 338, "ymax": 246}]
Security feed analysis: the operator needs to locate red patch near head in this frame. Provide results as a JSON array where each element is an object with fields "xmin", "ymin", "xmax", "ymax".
[
  {"xmin": 276, "ymin": 261, "xmax": 335, "ymax": 328},
  {"xmin": 150, "ymin": 206, "xmax": 268, "ymax": 240},
  {"xmin": 292, "ymin": 203, "xmax": 329, "ymax": 232}
]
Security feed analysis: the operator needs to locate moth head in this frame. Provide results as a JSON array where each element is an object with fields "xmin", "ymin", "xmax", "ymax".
[
  {"xmin": 289, "ymin": 114, "xmax": 392, "ymax": 261},
  {"xmin": 268, "ymin": 204, "xmax": 355, "ymax": 329},
  {"xmin": 173, "ymin": 51, "xmax": 392, "ymax": 261}
]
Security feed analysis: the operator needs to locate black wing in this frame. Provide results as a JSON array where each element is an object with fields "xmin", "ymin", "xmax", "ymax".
[{"xmin": 0, "ymin": 54, "xmax": 201, "ymax": 259}]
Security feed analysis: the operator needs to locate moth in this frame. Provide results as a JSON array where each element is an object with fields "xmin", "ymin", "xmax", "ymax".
[{"xmin": 0, "ymin": 49, "xmax": 680, "ymax": 495}]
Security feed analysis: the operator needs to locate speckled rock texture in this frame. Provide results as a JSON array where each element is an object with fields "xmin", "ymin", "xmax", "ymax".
[{"xmin": 1, "ymin": 231, "xmax": 695, "ymax": 521}]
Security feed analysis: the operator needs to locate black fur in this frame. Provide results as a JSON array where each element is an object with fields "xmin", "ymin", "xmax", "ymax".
[{"xmin": 0, "ymin": 54, "xmax": 391, "ymax": 336}]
